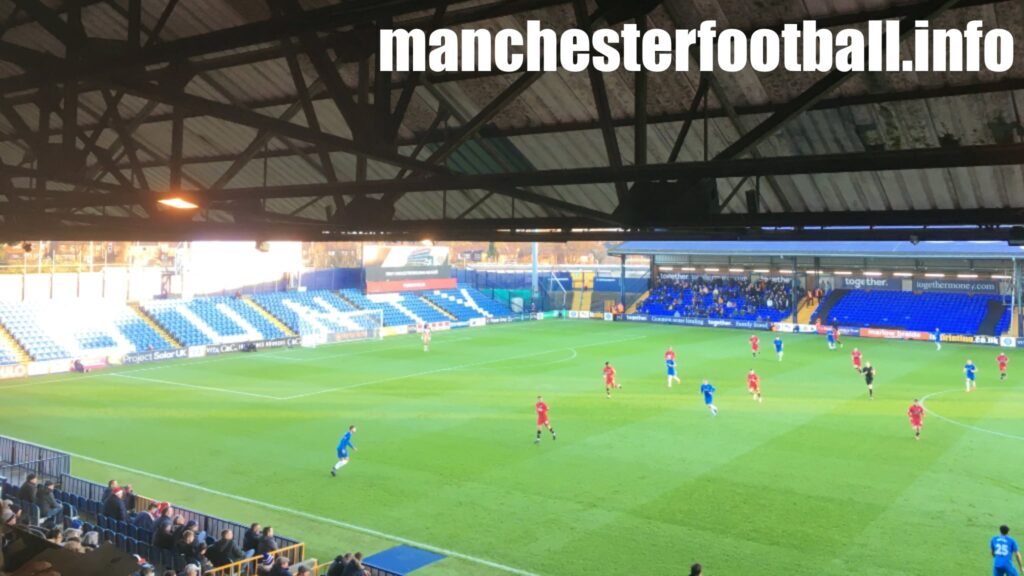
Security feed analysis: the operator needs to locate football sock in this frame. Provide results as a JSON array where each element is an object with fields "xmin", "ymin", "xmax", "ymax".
[{"xmin": 333, "ymin": 460, "xmax": 347, "ymax": 471}]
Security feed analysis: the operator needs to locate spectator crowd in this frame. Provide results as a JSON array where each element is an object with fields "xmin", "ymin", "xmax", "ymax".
[
  {"xmin": 1, "ymin": 474, "xmax": 373, "ymax": 576},
  {"xmin": 639, "ymin": 276, "xmax": 794, "ymax": 321}
]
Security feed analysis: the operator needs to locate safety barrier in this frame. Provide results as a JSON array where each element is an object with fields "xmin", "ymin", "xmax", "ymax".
[
  {"xmin": 0, "ymin": 436, "xmax": 71, "ymax": 482},
  {"xmin": 205, "ymin": 542, "xmax": 305, "ymax": 576}
]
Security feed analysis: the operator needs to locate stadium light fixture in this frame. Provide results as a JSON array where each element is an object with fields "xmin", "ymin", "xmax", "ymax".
[
  {"xmin": 956, "ymin": 273, "xmax": 978, "ymax": 279},
  {"xmin": 704, "ymin": 267, "xmax": 720, "ymax": 272},
  {"xmin": 925, "ymin": 273, "xmax": 945, "ymax": 278},
  {"xmin": 893, "ymin": 272, "xmax": 914, "ymax": 277},
  {"xmin": 679, "ymin": 267, "xmax": 696, "ymax": 271},
  {"xmin": 158, "ymin": 195, "xmax": 200, "ymax": 210},
  {"xmin": 752, "ymin": 269, "xmax": 770, "ymax": 273},
  {"xmin": 776, "ymin": 269, "xmax": 793, "ymax": 275},
  {"xmin": 834, "ymin": 271, "xmax": 853, "ymax": 275},
  {"xmin": 805, "ymin": 270, "xmax": 817, "ymax": 275},
  {"xmin": 992, "ymin": 274, "xmax": 1011, "ymax": 280},
  {"xmin": 729, "ymin": 268, "xmax": 744, "ymax": 273},
  {"xmin": 862, "ymin": 271, "xmax": 883, "ymax": 276},
  {"xmin": 660, "ymin": 266, "xmax": 674, "ymax": 272}
]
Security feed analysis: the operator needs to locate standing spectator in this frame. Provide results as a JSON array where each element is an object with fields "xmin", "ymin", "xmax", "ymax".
[
  {"xmin": 17, "ymin": 473, "xmax": 38, "ymax": 505},
  {"xmin": 134, "ymin": 502, "xmax": 159, "ymax": 532},
  {"xmin": 153, "ymin": 506, "xmax": 175, "ymax": 549},
  {"xmin": 208, "ymin": 529, "xmax": 246, "ymax": 567},
  {"xmin": 256, "ymin": 526, "xmax": 279, "ymax": 555},
  {"xmin": 103, "ymin": 487, "xmax": 128, "ymax": 522},
  {"xmin": 243, "ymin": 522, "xmax": 261, "ymax": 553},
  {"xmin": 101, "ymin": 479, "xmax": 119, "ymax": 504},
  {"xmin": 35, "ymin": 480, "xmax": 60, "ymax": 524}
]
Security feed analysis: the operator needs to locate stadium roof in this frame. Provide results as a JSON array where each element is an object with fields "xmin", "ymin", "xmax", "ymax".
[
  {"xmin": 0, "ymin": 0, "xmax": 1023, "ymax": 242},
  {"xmin": 610, "ymin": 240, "xmax": 1024, "ymax": 259}
]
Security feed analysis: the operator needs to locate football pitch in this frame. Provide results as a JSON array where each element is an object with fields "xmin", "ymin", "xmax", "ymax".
[{"xmin": 2, "ymin": 320, "xmax": 1023, "ymax": 575}]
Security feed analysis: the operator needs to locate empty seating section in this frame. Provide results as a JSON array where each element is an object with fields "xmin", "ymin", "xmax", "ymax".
[
  {"xmin": 459, "ymin": 286, "xmax": 513, "ymax": 317},
  {"xmin": 815, "ymin": 290, "xmax": 1010, "ymax": 334},
  {"xmin": 341, "ymin": 290, "xmax": 419, "ymax": 326},
  {"xmin": 399, "ymin": 294, "xmax": 450, "ymax": 324},
  {"xmin": 0, "ymin": 301, "xmax": 70, "ymax": 360},
  {"xmin": 0, "ymin": 339, "xmax": 21, "ymax": 364},
  {"xmin": 139, "ymin": 301, "xmax": 214, "ymax": 347},
  {"xmin": 423, "ymin": 290, "xmax": 484, "ymax": 321},
  {"xmin": 252, "ymin": 290, "xmax": 364, "ymax": 333},
  {"xmin": 108, "ymin": 304, "xmax": 175, "ymax": 352}
]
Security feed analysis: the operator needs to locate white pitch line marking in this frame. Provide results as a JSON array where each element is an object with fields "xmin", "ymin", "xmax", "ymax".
[
  {"xmin": 112, "ymin": 373, "xmax": 287, "ymax": 400},
  {"xmin": 920, "ymin": 388, "xmax": 1024, "ymax": 442}
]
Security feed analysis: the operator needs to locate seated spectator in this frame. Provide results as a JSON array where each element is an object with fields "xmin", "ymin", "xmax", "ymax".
[
  {"xmin": 243, "ymin": 522, "xmax": 261, "ymax": 553},
  {"xmin": 268, "ymin": 555, "xmax": 293, "ymax": 576},
  {"xmin": 174, "ymin": 529, "xmax": 202, "ymax": 568},
  {"xmin": 208, "ymin": 529, "xmax": 246, "ymax": 567},
  {"xmin": 103, "ymin": 487, "xmax": 128, "ymax": 522},
  {"xmin": 256, "ymin": 553, "xmax": 275, "ymax": 576},
  {"xmin": 63, "ymin": 538, "xmax": 85, "ymax": 553},
  {"xmin": 134, "ymin": 502, "xmax": 159, "ymax": 532},
  {"xmin": 17, "ymin": 474, "xmax": 38, "ymax": 506},
  {"xmin": 295, "ymin": 566, "xmax": 311, "ymax": 576},
  {"xmin": 326, "ymin": 554, "xmax": 350, "ymax": 576},
  {"xmin": 342, "ymin": 552, "xmax": 366, "ymax": 576},
  {"xmin": 45, "ymin": 527, "xmax": 62, "ymax": 545},
  {"xmin": 256, "ymin": 526, "xmax": 279, "ymax": 555},
  {"xmin": 35, "ymin": 480, "xmax": 60, "ymax": 524},
  {"xmin": 177, "ymin": 563, "xmax": 200, "ymax": 576}
]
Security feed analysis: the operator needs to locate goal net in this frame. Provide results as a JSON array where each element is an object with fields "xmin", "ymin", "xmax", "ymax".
[{"xmin": 295, "ymin": 308, "xmax": 384, "ymax": 348}]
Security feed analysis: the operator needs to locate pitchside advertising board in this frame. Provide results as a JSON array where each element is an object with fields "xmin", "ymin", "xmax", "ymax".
[
  {"xmin": 363, "ymin": 245, "xmax": 457, "ymax": 293},
  {"xmin": 911, "ymin": 279, "xmax": 1000, "ymax": 294},
  {"xmin": 837, "ymin": 276, "xmax": 901, "ymax": 290}
]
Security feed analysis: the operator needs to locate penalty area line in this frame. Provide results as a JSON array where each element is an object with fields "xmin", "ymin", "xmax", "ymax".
[{"xmin": 0, "ymin": 434, "xmax": 541, "ymax": 576}]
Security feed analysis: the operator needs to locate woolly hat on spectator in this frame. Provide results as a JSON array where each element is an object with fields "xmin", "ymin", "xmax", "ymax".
[
  {"xmin": 157, "ymin": 501, "xmax": 170, "ymax": 511},
  {"xmin": 261, "ymin": 553, "xmax": 274, "ymax": 566}
]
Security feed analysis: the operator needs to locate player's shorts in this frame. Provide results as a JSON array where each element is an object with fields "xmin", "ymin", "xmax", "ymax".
[
  {"xmin": 999, "ymin": 365, "xmax": 1008, "ymax": 372},
  {"xmin": 775, "ymin": 347, "xmax": 783, "ymax": 353},
  {"xmin": 967, "ymin": 374, "xmax": 976, "ymax": 381},
  {"xmin": 667, "ymin": 368, "xmax": 676, "ymax": 376},
  {"xmin": 909, "ymin": 418, "xmax": 922, "ymax": 427},
  {"xmin": 537, "ymin": 416, "xmax": 549, "ymax": 426},
  {"xmin": 751, "ymin": 345, "xmax": 759, "ymax": 351},
  {"xmin": 748, "ymin": 384, "xmax": 759, "ymax": 392},
  {"xmin": 337, "ymin": 449, "xmax": 349, "ymax": 460},
  {"xmin": 703, "ymin": 396, "xmax": 714, "ymax": 405},
  {"xmin": 853, "ymin": 360, "xmax": 862, "ymax": 368},
  {"xmin": 994, "ymin": 565, "xmax": 1019, "ymax": 576},
  {"xmin": 605, "ymin": 379, "xmax": 614, "ymax": 387}
]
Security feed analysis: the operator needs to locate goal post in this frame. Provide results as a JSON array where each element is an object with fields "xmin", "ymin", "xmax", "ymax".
[{"xmin": 295, "ymin": 308, "xmax": 384, "ymax": 348}]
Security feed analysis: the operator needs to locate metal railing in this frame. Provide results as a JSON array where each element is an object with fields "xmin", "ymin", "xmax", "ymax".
[{"xmin": 205, "ymin": 542, "xmax": 305, "ymax": 576}]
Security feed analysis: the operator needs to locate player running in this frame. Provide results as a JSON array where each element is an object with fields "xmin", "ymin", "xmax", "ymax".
[
  {"xmin": 851, "ymin": 347, "xmax": 863, "ymax": 373},
  {"xmin": 863, "ymin": 362, "xmax": 876, "ymax": 399},
  {"xmin": 832, "ymin": 326, "xmax": 842, "ymax": 349},
  {"xmin": 330, "ymin": 425, "xmax": 357, "ymax": 477},
  {"xmin": 749, "ymin": 334, "xmax": 759, "ymax": 358},
  {"xmin": 534, "ymin": 396, "xmax": 556, "ymax": 444},
  {"xmin": 747, "ymin": 369, "xmax": 762, "ymax": 403},
  {"xmin": 774, "ymin": 336, "xmax": 783, "ymax": 361},
  {"xmin": 422, "ymin": 325, "xmax": 431, "ymax": 352},
  {"xmin": 965, "ymin": 359, "xmax": 977, "ymax": 392},
  {"xmin": 700, "ymin": 379, "xmax": 718, "ymax": 416},
  {"xmin": 997, "ymin": 352, "xmax": 1009, "ymax": 381},
  {"xmin": 992, "ymin": 525, "xmax": 1023, "ymax": 576},
  {"xmin": 934, "ymin": 327, "xmax": 942, "ymax": 351},
  {"xmin": 907, "ymin": 399, "xmax": 924, "ymax": 440},
  {"xmin": 603, "ymin": 361, "xmax": 618, "ymax": 398},
  {"xmin": 826, "ymin": 329, "xmax": 836, "ymax": 350}
]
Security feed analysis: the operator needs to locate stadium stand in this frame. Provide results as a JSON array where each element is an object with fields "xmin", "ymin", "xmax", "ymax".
[
  {"xmin": 139, "ymin": 297, "xmax": 286, "ymax": 346},
  {"xmin": 0, "ymin": 337, "xmax": 22, "ymax": 364},
  {"xmin": 251, "ymin": 290, "xmax": 372, "ymax": 334},
  {"xmin": 422, "ymin": 290, "xmax": 485, "ymax": 321},
  {"xmin": 813, "ymin": 289, "xmax": 1012, "ymax": 335},
  {"xmin": 457, "ymin": 286, "xmax": 514, "ymax": 318},
  {"xmin": 340, "ymin": 290, "xmax": 420, "ymax": 326},
  {"xmin": 0, "ymin": 300, "xmax": 178, "ymax": 360},
  {"xmin": 638, "ymin": 278, "xmax": 793, "ymax": 322}
]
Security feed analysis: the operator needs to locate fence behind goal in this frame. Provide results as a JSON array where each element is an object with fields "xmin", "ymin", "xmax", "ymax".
[{"xmin": 296, "ymin": 308, "xmax": 383, "ymax": 347}]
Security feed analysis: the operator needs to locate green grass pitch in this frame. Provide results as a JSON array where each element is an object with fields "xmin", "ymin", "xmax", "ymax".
[{"xmin": 2, "ymin": 320, "xmax": 1023, "ymax": 575}]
